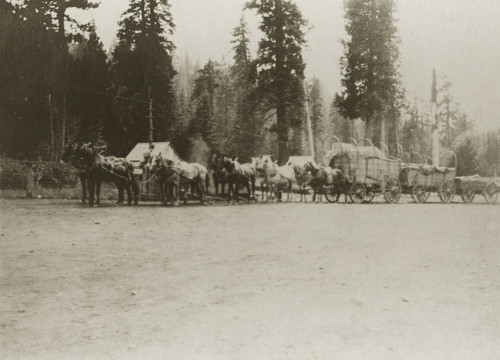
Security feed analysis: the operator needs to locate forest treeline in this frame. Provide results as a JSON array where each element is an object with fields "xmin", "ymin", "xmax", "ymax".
[{"xmin": 1, "ymin": 0, "xmax": 499, "ymax": 176}]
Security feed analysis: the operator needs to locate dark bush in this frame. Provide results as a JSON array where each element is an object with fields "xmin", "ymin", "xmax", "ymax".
[
  {"xmin": 1, "ymin": 160, "xmax": 79, "ymax": 190},
  {"xmin": 0, "ymin": 160, "xmax": 26, "ymax": 189}
]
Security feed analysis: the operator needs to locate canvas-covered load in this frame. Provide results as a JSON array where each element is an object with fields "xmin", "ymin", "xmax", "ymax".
[
  {"xmin": 400, "ymin": 162, "xmax": 456, "ymax": 187},
  {"xmin": 324, "ymin": 143, "xmax": 401, "ymax": 184}
]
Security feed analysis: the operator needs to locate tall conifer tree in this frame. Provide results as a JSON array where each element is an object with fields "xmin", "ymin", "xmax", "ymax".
[
  {"xmin": 337, "ymin": 0, "xmax": 402, "ymax": 146},
  {"xmin": 245, "ymin": 0, "xmax": 307, "ymax": 164}
]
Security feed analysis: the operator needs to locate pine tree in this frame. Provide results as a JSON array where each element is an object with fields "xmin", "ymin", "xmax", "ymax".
[
  {"xmin": 307, "ymin": 78, "xmax": 326, "ymax": 161},
  {"xmin": 337, "ymin": 0, "xmax": 402, "ymax": 147},
  {"xmin": 230, "ymin": 15, "xmax": 262, "ymax": 160},
  {"xmin": 455, "ymin": 134, "xmax": 478, "ymax": 176},
  {"xmin": 111, "ymin": 0, "xmax": 176, "ymax": 155},
  {"xmin": 479, "ymin": 130, "xmax": 500, "ymax": 176},
  {"xmin": 70, "ymin": 29, "xmax": 111, "ymax": 143},
  {"xmin": 330, "ymin": 94, "xmax": 351, "ymax": 143},
  {"xmin": 245, "ymin": 0, "xmax": 307, "ymax": 164},
  {"xmin": 188, "ymin": 60, "xmax": 220, "ymax": 147},
  {"xmin": 0, "ymin": 1, "xmax": 59, "ymax": 159}
]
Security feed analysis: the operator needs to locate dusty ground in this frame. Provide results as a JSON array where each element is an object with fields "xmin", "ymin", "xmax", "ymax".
[{"xmin": 0, "ymin": 196, "xmax": 499, "ymax": 360}]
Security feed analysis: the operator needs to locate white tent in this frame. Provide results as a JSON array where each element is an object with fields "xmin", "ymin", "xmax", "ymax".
[{"xmin": 126, "ymin": 142, "xmax": 180, "ymax": 174}]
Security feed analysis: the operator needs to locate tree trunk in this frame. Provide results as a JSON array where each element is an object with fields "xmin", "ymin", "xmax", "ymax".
[
  {"xmin": 274, "ymin": 0, "xmax": 289, "ymax": 165},
  {"xmin": 380, "ymin": 117, "xmax": 386, "ymax": 148},
  {"xmin": 365, "ymin": 117, "xmax": 372, "ymax": 141},
  {"xmin": 57, "ymin": 3, "xmax": 65, "ymax": 39},
  {"xmin": 276, "ymin": 102, "xmax": 289, "ymax": 165}
]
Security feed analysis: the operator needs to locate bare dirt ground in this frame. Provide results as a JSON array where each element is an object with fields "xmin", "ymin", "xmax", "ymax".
[{"xmin": 1, "ymin": 196, "xmax": 499, "ymax": 360}]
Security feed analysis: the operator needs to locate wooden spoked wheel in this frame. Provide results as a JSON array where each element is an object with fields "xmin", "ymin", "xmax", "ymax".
[
  {"xmin": 383, "ymin": 177, "xmax": 401, "ymax": 204},
  {"xmin": 438, "ymin": 180, "xmax": 455, "ymax": 203},
  {"xmin": 350, "ymin": 183, "xmax": 366, "ymax": 204},
  {"xmin": 460, "ymin": 186, "xmax": 475, "ymax": 203},
  {"xmin": 363, "ymin": 187, "xmax": 375, "ymax": 203},
  {"xmin": 412, "ymin": 184, "xmax": 429, "ymax": 203},
  {"xmin": 484, "ymin": 182, "xmax": 498, "ymax": 204},
  {"xmin": 324, "ymin": 184, "xmax": 340, "ymax": 203}
]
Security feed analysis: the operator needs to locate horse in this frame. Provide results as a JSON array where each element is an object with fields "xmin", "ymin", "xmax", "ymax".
[
  {"xmin": 256, "ymin": 155, "xmax": 295, "ymax": 201},
  {"xmin": 287, "ymin": 156, "xmax": 317, "ymax": 202},
  {"xmin": 219, "ymin": 157, "xmax": 256, "ymax": 202},
  {"xmin": 79, "ymin": 145, "xmax": 139, "ymax": 207},
  {"xmin": 139, "ymin": 149, "xmax": 173, "ymax": 204},
  {"xmin": 252, "ymin": 156, "xmax": 269, "ymax": 200},
  {"xmin": 61, "ymin": 142, "xmax": 89, "ymax": 204},
  {"xmin": 210, "ymin": 152, "xmax": 227, "ymax": 197},
  {"xmin": 310, "ymin": 166, "xmax": 348, "ymax": 203},
  {"xmin": 152, "ymin": 153, "xmax": 209, "ymax": 205}
]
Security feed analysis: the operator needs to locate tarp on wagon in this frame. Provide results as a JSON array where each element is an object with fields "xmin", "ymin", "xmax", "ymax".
[{"xmin": 324, "ymin": 143, "xmax": 391, "ymax": 166}]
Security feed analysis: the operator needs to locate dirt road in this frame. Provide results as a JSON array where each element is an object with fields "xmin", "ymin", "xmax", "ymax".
[{"xmin": 1, "ymin": 198, "xmax": 499, "ymax": 359}]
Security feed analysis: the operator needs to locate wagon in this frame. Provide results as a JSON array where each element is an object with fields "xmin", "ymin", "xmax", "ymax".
[
  {"xmin": 324, "ymin": 137, "xmax": 402, "ymax": 203},
  {"xmin": 399, "ymin": 151, "xmax": 457, "ymax": 203},
  {"xmin": 454, "ymin": 176, "xmax": 499, "ymax": 204}
]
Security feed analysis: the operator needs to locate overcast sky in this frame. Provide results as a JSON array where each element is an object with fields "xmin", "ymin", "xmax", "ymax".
[{"xmin": 74, "ymin": 0, "xmax": 500, "ymax": 131}]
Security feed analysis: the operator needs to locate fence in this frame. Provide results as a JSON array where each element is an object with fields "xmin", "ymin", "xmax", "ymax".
[{"xmin": 0, "ymin": 159, "xmax": 149, "ymax": 201}]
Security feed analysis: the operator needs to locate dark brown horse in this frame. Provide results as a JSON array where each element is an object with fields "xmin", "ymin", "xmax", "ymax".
[
  {"xmin": 61, "ymin": 143, "xmax": 89, "ymax": 204},
  {"xmin": 310, "ymin": 166, "xmax": 348, "ymax": 203},
  {"xmin": 210, "ymin": 152, "xmax": 227, "ymax": 197},
  {"xmin": 80, "ymin": 145, "xmax": 139, "ymax": 207}
]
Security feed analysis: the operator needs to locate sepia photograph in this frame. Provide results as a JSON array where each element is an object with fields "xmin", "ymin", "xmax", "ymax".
[{"xmin": 1, "ymin": 0, "xmax": 499, "ymax": 359}]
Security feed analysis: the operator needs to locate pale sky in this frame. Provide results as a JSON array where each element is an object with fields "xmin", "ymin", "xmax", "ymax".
[{"xmin": 73, "ymin": 0, "xmax": 500, "ymax": 131}]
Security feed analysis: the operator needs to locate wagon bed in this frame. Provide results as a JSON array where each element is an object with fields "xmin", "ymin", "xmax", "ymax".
[
  {"xmin": 454, "ymin": 176, "xmax": 499, "ymax": 204},
  {"xmin": 400, "ymin": 163, "xmax": 456, "ymax": 203},
  {"xmin": 324, "ymin": 139, "xmax": 402, "ymax": 203}
]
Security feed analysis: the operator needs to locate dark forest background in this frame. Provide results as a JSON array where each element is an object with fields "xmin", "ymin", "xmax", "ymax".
[{"xmin": 1, "ymin": 0, "xmax": 499, "ymax": 175}]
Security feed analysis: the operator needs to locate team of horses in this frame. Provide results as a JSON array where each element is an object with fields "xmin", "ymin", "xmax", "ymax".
[
  {"xmin": 62, "ymin": 143, "xmax": 139, "ymax": 207},
  {"xmin": 63, "ymin": 142, "xmax": 349, "ymax": 207}
]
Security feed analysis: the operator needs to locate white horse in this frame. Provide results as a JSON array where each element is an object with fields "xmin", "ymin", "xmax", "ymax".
[
  {"xmin": 287, "ymin": 156, "xmax": 318, "ymax": 202},
  {"xmin": 256, "ymin": 155, "xmax": 296, "ymax": 201},
  {"xmin": 252, "ymin": 156, "xmax": 269, "ymax": 200},
  {"xmin": 152, "ymin": 153, "xmax": 209, "ymax": 205}
]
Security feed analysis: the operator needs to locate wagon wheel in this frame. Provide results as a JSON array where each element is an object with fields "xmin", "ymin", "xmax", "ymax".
[
  {"xmin": 363, "ymin": 187, "xmax": 375, "ymax": 203},
  {"xmin": 383, "ymin": 177, "xmax": 402, "ymax": 204},
  {"xmin": 349, "ymin": 183, "xmax": 366, "ymax": 204},
  {"xmin": 438, "ymin": 180, "xmax": 455, "ymax": 203},
  {"xmin": 484, "ymin": 182, "xmax": 498, "ymax": 204},
  {"xmin": 460, "ymin": 186, "xmax": 475, "ymax": 203},
  {"xmin": 324, "ymin": 184, "xmax": 340, "ymax": 203},
  {"xmin": 412, "ymin": 184, "xmax": 429, "ymax": 203}
]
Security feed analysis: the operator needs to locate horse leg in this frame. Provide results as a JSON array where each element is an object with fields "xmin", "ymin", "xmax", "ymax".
[
  {"xmin": 182, "ymin": 182, "xmax": 188, "ymax": 205},
  {"xmin": 167, "ymin": 182, "xmax": 173, "ymax": 205},
  {"xmin": 88, "ymin": 179, "xmax": 95, "ymax": 207},
  {"xmin": 157, "ymin": 178, "xmax": 163, "ymax": 205},
  {"xmin": 226, "ymin": 181, "xmax": 232, "ymax": 203},
  {"xmin": 245, "ymin": 179, "xmax": 251, "ymax": 201},
  {"xmin": 95, "ymin": 179, "xmax": 102, "ymax": 207},
  {"xmin": 173, "ymin": 181, "xmax": 180, "ymax": 206},
  {"xmin": 132, "ymin": 180, "xmax": 139, "ymax": 205},
  {"xmin": 199, "ymin": 178, "xmax": 206, "ymax": 205},
  {"xmin": 125, "ymin": 181, "xmax": 132, "ymax": 205},
  {"xmin": 80, "ymin": 175, "xmax": 87, "ymax": 204},
  {"xmin": 235, "ymin": 178, "xmax": 241, "ymax": 203},
  {"xmin": 167, "ymin": 180, "xmax": 173, "ymax": 205},
  {"xmin": 116, "ymin": 181, "xmax": 124, "ymax": 204}
]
